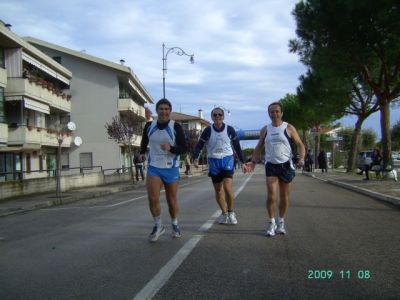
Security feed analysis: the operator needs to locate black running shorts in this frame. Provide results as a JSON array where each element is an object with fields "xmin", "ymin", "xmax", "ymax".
[
  {"xmin": 265, "ymin": 161, "xmax": 295, "ymax": 183},
  {"xmin": 210, "ymin": 170, "xmax": 233, "ymax": 183}
]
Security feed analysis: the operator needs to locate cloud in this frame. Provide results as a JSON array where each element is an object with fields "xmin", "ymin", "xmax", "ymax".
[{"xmin": 1, "ymin": 0, "xmax": 323, "ymax": 132}]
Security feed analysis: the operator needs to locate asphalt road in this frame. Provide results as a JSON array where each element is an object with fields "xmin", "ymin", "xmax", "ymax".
[{"xmin": 0, "ymin": 166, "xmax": 399, "ymax": 300}]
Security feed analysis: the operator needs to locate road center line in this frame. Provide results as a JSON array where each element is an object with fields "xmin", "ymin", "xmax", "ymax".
[{"xmin": 132, "ymin": 173, "xmax": 253, "ymax": 300}]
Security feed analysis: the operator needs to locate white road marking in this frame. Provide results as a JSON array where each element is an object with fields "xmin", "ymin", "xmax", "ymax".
[{"xmin": 132, "ymin": 173, "xmax": 253, "ymax": 300}]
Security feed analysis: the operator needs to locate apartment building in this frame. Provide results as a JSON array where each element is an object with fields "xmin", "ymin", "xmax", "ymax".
[
  {"xmin": 24, "ymin": 37, "xmax": 153, "ymax": 172},
  {"xmin": 0, "ymin": 21, "xmax": 74, "ymax": 181}
]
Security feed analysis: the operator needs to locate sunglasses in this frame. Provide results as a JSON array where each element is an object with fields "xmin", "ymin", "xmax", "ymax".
[{"xmin": 213, "ymin": 113, "xmax": 223, "ymax": 117}]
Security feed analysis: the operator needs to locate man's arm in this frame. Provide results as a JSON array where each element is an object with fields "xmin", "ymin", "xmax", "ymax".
[
  {"xmin": 287, "ymin": 124, "xmax": 305, "ymax": 168},
  {"xmin": 250, "ymin": 126, "xmax": 267, "ymax": 169}
]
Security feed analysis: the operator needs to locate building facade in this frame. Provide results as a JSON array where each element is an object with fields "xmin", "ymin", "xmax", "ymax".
[
  {"xmin": 24, "ymin": 37, "xmax": 153, "ymax": 173},
  {"xmin": 0, "ymin": 21, "xmax": 74, "ymax": 181}
]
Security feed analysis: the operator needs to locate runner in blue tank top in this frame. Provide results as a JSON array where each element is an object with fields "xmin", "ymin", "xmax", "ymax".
[
  {"xmin": 193, "ymin": 107, "xmax": 250, "ymax": 225},
  {"xmin": 250, "ymin": 102, "xmax": 305, "ymax": 237}
]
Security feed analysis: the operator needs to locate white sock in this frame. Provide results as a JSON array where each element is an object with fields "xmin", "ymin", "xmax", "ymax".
[
  {"xmin": 171, "ymin": 218, "xmax": 178, "ymax": 226},
  {"xmin": 278, "ymin": 217, "xmax": 284, "ymax": 223},
  {"xmin": 154, "ymin": 216, "xmax": 161, "ymax": 228},
  {"xmin": 269, "ymin": 218, "xmax": 276, "ymax": 224}
]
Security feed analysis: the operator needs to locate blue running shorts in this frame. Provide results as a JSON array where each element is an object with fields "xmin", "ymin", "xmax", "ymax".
[
  {"xmin": 147, "ymin": 165, "xmax": 180, "ymax": 184},
  {"xmin": 208, "ymin": 156, "xmax": 234, "ymax": 183}
]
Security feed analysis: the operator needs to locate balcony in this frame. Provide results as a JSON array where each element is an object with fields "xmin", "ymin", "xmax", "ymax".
[
  {"xmin": 118, "ymin": 98, "xmax": 146, "ymax": 121},
  {"xmin": 0, "ymin": 67, "xmax": 6, "ymax": 87},
  {"xmin": 5, "ymin": 78, "xmax": 71, "ymax": 112},
  {"xmin": 8, "ymin": 126, "xmax": 72, "ymax": 148},
  {"xmin": 0, "ymin": 123, "xmax": 7, "ymax": 145}
]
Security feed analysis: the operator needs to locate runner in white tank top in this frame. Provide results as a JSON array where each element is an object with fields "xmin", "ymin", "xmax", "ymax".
[
  {"xmin": 250, "ymin": 102, "xmax": 305, "ymax": 237},
  {"xmin": 139, "ymin": 99, "xmax": 187, "ymax": 242},
  {"xmin": 193, "ymin": 107, "xmax": 249, "ymax": 225}
]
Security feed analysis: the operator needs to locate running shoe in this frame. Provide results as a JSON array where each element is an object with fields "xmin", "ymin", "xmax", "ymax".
[
  {"xmin": 265, "ymin": 222, "xmax": 277, "ymax": 237},
  {"xmin": 171, "ymin": 224, "xmax": 182, "ymax": 238},
  {"xmin": 217, "ymin": 213, "xmax": 229, "ymax": 224},
  {"xmin": 228, "ymin": 211, "xmax": 238, "ymax": 225},
  {"xmin": 148, "ymin": 225, "xmax": 165, "ymax": 242},
  {"xmin": 276, "ymin": 220, "xmax": 286, "ymax": 235}
]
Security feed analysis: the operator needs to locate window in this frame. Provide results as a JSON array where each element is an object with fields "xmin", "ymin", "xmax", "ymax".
[
  {"xmin": 39, "ymin": 155, "xmax": 43, "ymax": 171},
  {"xmin": 26, "ymin": 153, "xmax": 31, "ymax": 173},
  {"xmin": 61, "ymin": 153, "xmax": 69, "ymax": 169},
  {"xmin": 0, "ymin": 47, "xmax": 4, "ymax": 68},
  {"xmin": 80, "ymin": 152, "xmax": 93, "ymax": 169},
  {"xmin": 0, "ymin": 87, "xmax": 4, "ymax": 123},
  {"xmin": 52, "ymin": 56, "xmax": 62, "ymax": 64}
]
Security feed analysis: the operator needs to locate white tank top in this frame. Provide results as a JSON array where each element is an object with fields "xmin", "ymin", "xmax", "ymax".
[
  {"xmin": 264, "ymin": 122, "xmax": 292, "ymax": 164},
  {"xmin": 148, "ymin": 120, "xmax": 180, "ymax": 168},
  {"xmin": 207, "ymin": 124, "xmax": 233, "ymax": 159}
]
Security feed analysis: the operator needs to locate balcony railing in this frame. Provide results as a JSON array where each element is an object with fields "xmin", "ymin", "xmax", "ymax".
[
  {"xmin": 117, "ymin": 98, "xmax": 146, "ymax": 120},
  {"xmin": 8, "ymin": 126, "xmax": 72, "ymax": 148},
  {"xmin": 5, "ymin": 78, "xmax": 71, "ymax": 112}
]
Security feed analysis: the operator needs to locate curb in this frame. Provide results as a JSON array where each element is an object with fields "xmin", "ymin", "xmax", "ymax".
[
  {"xmin": 0, "ymin": 182, "xmax": 141, "ymax": 218},
  {"xmin": 303, "ymin": 172, "xmax": 400, "ymax": 206}
]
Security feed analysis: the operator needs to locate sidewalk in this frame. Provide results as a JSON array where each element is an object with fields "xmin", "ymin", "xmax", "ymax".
[
  {"xmin": 0, "ymin": 167, "xmax": 207, "ymax": 218},
  {"xmin": 1, "ymin": 168, "xmax": 398, "ymax": 218},
  {"xmin": 302, "ymin": 169, "xmax": 400, "ymax": 206}
]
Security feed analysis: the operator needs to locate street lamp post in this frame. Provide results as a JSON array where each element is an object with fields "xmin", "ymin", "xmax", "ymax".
[
  {"xmin": 56, "ymin": 120, "xmax": 79, "ymax": 198},
  {"xmin": 162, "ymin": 43, "xmax": 194, "ymax": 98}
]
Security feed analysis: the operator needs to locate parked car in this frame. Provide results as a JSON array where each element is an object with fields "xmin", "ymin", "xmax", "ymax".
[{"xmin": 357, "ymin": 150, "xmax": 373, "ymax": 170}]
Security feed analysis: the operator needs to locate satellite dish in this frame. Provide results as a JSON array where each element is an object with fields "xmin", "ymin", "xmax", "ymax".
[
  {"xmin": 67, "ymin": 121, "xmax": 76, "ymax": 131},
  {"xmin": 73, "ymin": 136, "xmax": 83, "ymax": 146}
]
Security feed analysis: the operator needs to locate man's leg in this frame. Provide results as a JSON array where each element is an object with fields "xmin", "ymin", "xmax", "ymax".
[
  {"xmin": 265, "ymin": 177, "xmax": 279, "ymax": 236},
  {"xmin": 222, "ymin": 177, "xmax": 237, "ymax": 224},
  {"xmin": 222, "ymin": 178, "xmax": 234, "ymax": 211},
  {"xmin": 213, "ymin": 180, "xmax": 229, "ymax": 224},
  {"xmin": 266, "ymin": 177, "xmax": 279, "ymax": 218},
  {"xmin": 165, "ymin": 181, "xmax": 181, "ymax": 238},
  {"xmin": 165, "ymin": 182, "xmax": 179, "ymax": 219},
  {"xmin": 135, "ymin": 166, "xmax": 139, "ymax": 181},
  {"xmin": 147, "ymin": 176, "xmax": 165, "ymax": 242},
  {"xmin": 147, "ymin": 176, "xmax": 163, "ymax": 217},
  {"xmin": 213, "ymin": 181, "xmax": 227, "ymax": 213},
  {"xmin": 278, "ymin": 180, "xmax": 291, "ymax": 218}
]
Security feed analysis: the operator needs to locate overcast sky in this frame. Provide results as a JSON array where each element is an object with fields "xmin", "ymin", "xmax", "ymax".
[{"xmin": 1, "ymin": 0, "xmax": 398, "ymax": 146}]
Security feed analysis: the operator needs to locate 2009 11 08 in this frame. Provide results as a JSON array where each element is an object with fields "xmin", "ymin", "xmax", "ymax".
[{"xmin": 307, "ymin": 270, "xmax": 371, "ymax": 280}]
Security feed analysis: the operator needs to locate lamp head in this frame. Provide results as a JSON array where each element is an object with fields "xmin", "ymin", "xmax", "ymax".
[{"xmin": 190, "ymin": 55, "xmax": 194, "ymax": 64}]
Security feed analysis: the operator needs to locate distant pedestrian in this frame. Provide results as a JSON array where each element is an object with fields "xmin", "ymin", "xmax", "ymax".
[
  {"xmin": 304, "ymin": 149, "xmax": 314, "ymax": 172},
  {"xmin": 364, "ymin": 148, "xmax": 382, "ymax": 180},
  {"xmin": 134, "ymin": 152, "xmax": 144, "ymax": 181},
  {"xmin": 249, "ymin": 102, "xmax": 305, "ymax": 237},
  {"xmin": 318, "ymin": 150, "xmax": 328, "ymax": 172},
  {"xmin": 184, "ymin": 153, "xmax": 191, "ymax": 175}
]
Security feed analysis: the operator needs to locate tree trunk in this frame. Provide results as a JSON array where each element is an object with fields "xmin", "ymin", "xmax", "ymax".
[
  {"xmin": 346, "ymin": 118, "xmax": 363, "ymax": 172},
  {"xmin": 379, "ymin": 100, "xmax": 391, "ymax": 169},
  {"xmin": 314, "ymin": 126, "xmax": 320, "ymax": 169}
]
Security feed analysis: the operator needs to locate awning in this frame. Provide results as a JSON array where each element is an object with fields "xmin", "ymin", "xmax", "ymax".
[
  {"xmin": 24, "ymin": 98, "xmax": 50, "ymax": 114},
  {"xmin": 22, "ymin": 52, "xmax": 70, "ymax": 85}
]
